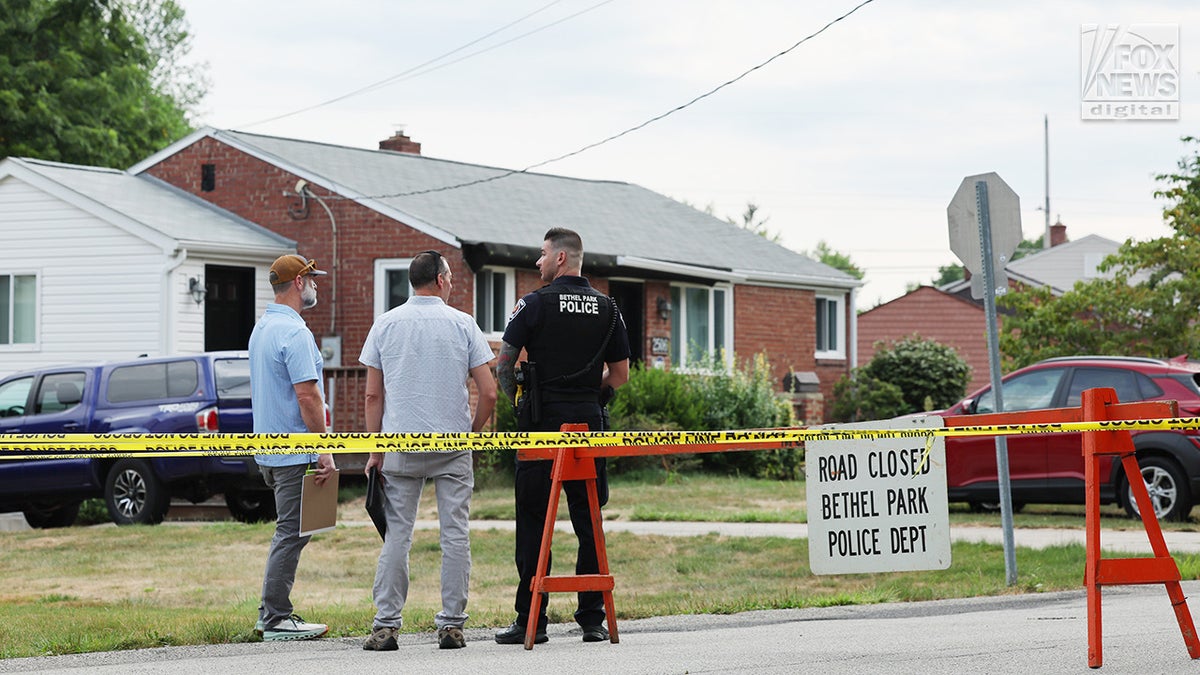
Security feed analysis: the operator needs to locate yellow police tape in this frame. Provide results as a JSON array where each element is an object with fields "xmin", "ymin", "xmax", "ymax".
[{"xmin": 0, "ymin": 417, "xmax": 1197, "ymax": 460}]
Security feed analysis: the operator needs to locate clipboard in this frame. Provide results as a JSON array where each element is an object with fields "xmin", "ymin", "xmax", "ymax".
[
  {"xmin": 299, "ymin": 469, "xmax": 339, "ymax": 537},
  {"xmin": 365, "ymin": 466, "xmax": 387, "ymax": 541}
]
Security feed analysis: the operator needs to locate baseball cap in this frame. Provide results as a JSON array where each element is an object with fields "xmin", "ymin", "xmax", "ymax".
[{"xmin": 269, "ymin": 255, "xmax": 328, "ymax": 284}]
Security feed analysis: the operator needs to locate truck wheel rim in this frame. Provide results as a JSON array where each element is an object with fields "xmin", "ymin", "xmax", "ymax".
[{"xmin": 113, "ymin": 470, "xmax": 147, "ymax": 518}]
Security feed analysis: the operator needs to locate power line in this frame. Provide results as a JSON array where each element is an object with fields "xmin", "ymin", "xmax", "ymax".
[
  {"xmin": 239, "ymin": 0, "xmax": 614, "ymax": 129},
  {"xmin": 339, "ymin": 0, "xmax": 881, "ymax": 201}
]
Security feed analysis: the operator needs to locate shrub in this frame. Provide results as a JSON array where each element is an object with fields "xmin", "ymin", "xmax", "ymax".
[
  {"xmin": 859, "ymin": 335, "xmax": 971, "ymax": 413},
  {"xmin": 475, "ymin": 384, "xmax": 517, "ymax": 484},
  {"xmin": 482, "ymin": 354, "xmax": 802, "ymax": 481},
  {"xmin": 830, "ymin": 373, "xmax": 908, "ymax": 422},
  {"xmin": 689, "ymin": 353, "xmax": 799, "ymax": 480},
  {"xmin": 611, "ymin": 354, "xmax": 800, "ymax": 480},
  {"xmin": 609, "ymin": 362, "xmax": 701, "ymax": 431}
]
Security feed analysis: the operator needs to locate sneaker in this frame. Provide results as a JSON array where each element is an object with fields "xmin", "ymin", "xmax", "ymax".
[
  {"xmin": 581, "ymin": 624, "xmax": 609, "ymax": 642},
  {"xmin": 494, "ymin": 621, "xmax": 547, "ymax": 645},
  {"xmin": 362, "ymin": 626, "xmax": 399, "ymax": 651},
  {"xmin": 262, "ymin": 614, "xmax": 329, "ymax": 641},
  {"xmin": 438, "ymin": 626, "xmax": 466, "ymax": 649}
]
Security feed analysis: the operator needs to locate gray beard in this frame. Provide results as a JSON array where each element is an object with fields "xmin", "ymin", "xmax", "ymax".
[{"xmin": 301, "ymin": 286, "xmax": 318, "ymax": 309}]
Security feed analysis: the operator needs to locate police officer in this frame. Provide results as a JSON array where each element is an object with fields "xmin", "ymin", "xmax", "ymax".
[{"xmin": 494, "ymin": 227, "xmax": 630, "ymax": 645}]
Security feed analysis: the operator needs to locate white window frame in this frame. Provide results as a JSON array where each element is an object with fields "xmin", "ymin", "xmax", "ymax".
[
  {"xmin": 0, "ymin": 271, "xmax": 39, "ymax": 351},
  {"xmin": 669, "ymin": 282, "xmax": 734, "ymax": 371},
  {"xmin": 474, "ymin": 266, "xmax": 516, "ymax": 338},
  {"xmin": 373, "ymin": 258, "xmax": 414, "ymax": 316},
  {"xmin": 815, "ymin": 293, "xmax": 846, "ymax": 360}
]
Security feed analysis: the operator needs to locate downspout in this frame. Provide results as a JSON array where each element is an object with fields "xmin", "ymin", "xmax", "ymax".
[
  {"xmin": 848, "ymin": 286, "xmax": 858, "ymax": 371},
  {"xmin": 162, "ymin": 248, "xmax": 188, "ymax": 355},
  {"xmin": 301, "ymin": 185, "xmax": 338, "ymax": 337}
]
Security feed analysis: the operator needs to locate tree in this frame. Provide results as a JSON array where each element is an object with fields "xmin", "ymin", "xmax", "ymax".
[
  {"xmin": 729, "ymin": 202, "xmax": 782, "ymax": 243},
  {"xmin": 928, "ymin": 236, "xmax": 1046, "ymax": 288},
  {"xmin": 0, "ymin": 0, "xmax": 205, "ymax": 168},
  {"xmin": 808, "ymin": 240, "xmax": 865, "ymax": 279},
  {"xmin": 997, "ymin": 138, "xmax": 1200, "ymax": 368},
  {"xmin": 932, "ymin": 263, "xmax": 965, "ymax": 286}
]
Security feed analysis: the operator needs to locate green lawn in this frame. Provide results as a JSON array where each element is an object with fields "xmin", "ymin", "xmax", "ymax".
[{"xmin": 2, "ymin": 472, "xmax": 1197, "ymax": 659}]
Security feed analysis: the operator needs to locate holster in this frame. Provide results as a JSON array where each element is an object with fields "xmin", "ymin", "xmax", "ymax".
[
  {"xmin": 515, "ymin": 361, "xmax": 541, "ymax": 427},
  {"xmin": 598, "ymin": 385, "xmax": 615, "ymax": 431}
]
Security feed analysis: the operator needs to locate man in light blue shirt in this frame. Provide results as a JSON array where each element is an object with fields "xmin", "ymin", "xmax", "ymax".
[{"xmin": 249, "ymin": 254, "xmax": 336, "ymax": 642}]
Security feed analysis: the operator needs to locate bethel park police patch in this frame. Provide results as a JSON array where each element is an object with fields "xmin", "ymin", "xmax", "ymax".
[{"xmin": 508, "ymin": 297, "xmax": 526, "ymax": 322}]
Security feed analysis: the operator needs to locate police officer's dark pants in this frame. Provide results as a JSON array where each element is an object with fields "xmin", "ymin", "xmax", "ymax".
[{"xmin": 513, "ymin": 401, "xmax": 608, "ymax": 630}]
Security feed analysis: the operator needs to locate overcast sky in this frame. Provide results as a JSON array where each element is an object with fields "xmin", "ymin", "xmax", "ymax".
[{"xmin": 175, "ymin": 0, "xmax": 1200, "ymax": 306}]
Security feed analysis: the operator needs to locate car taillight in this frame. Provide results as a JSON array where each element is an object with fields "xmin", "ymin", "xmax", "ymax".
[
  {"xmin": 195, "ymin": 407, "xmax": 219, "ymax": 433},
  {"xmin": 325, "ymin": 405, "xmax": 332, "ymax": 432}
]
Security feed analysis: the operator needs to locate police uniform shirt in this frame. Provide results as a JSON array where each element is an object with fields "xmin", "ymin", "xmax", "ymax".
[{"xmin": 503, "ymin": 276, "xmax": 631, "ymax": 401}]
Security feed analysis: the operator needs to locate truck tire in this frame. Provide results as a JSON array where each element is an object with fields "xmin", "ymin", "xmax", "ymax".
[
  {"xmin": 23, "ymin": 500, "xmax": 82, "ymax": 528},
  {"xmin": 224, "ymin": 487, "xmax": 277, "ymax": 523},
  {"xmin": 105, "ymin": 459, "xmax": 170, "ymax": 525},
  {"xmin": 1122, "ymin": 455, "xmax": 1192, "ymax": 522}
]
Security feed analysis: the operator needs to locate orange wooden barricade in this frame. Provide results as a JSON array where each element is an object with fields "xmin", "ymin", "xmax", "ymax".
[
  {"xmin": 515, "ymin": 425, "xmax": 790, "ymax": 650},
  {"xmin": 947, "ymin": 388, "xmax": 1200, "ymax": 668},
  {"xmin": 1079, "ymin": 388, "xmax": 1200, "ymax": 668},
  {"xmin": 520, "ymin": 423, "xmax": 618, "ymax": 650}
]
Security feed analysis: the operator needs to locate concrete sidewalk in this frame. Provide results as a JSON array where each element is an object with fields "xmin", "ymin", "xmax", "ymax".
[
  {"xmin": 454, "ymin": 519, "xmax": 1200, "ymax": 555},
  {"xmin": 9, "ymin": 510, "xmax": 1200, "ymax": 555}
]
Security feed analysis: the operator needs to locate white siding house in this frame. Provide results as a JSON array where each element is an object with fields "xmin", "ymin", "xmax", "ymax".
[{"xmin": 0, "ymin": 157, "xmax": 295, "ymax": 378}]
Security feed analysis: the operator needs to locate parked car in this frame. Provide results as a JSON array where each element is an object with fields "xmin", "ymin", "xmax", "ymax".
[
  {"xmin": 0, "ymin": 352, "xmax": 276, "ymax": 527},
  {"xmin": 938, "ymin": 355, "xmax": 1200, "ymax": 521}
]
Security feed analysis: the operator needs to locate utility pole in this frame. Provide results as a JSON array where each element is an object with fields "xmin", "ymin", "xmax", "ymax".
[{"xmin": 1043, "ymin": 114, "xmax": 1051, "ymax": 249}]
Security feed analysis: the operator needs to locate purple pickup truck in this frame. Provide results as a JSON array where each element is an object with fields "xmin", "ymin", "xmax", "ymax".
[{"xmin": 0, "ymin": 352, "xmax": 276, "ymax": 527}]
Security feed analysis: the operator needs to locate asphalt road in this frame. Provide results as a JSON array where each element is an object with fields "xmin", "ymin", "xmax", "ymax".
[
  {"xmin": 6, "ymin": 514, "xmax": 1200, "ymax": 673},
  {"xmin": 2, "ymin": 583, "xmax": 1199, "ymax": 674}
]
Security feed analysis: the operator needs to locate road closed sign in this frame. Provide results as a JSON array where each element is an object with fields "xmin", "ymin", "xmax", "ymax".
[{"xmin": 807, "ymin": 417, "xmax": 951, "ymax": 575}]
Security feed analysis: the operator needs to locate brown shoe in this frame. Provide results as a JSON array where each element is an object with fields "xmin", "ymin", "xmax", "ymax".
[
  {"xmin": 363, "ymin": 626, "xmax": 399, "ymax": 651},
  {"xmin": 438, "ymin": 626, "xmax": 466, "ymax": 649}
]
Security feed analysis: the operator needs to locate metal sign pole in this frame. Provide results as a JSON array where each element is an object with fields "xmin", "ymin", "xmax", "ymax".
[{"xmin": 975, "ymin": 180, "xmax": 1018, "ymax": 585}]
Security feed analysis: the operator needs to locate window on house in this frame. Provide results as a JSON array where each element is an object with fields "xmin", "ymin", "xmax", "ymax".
[
  {"xmin": 815, "ymin": 295, "xmax": 845, "ymax": 359},
  {"xmin": 373, "ymin": 259, "xmax": 414, "ymax": 316},
  {"xmin": 475, "ymin": 267, "xmax": 515, "ymax": 335},
  {"xmin": 669, "ymin": 284, "xmax": 732, "ymax": 369},
  {"xmin": 0, "ymin": 273, "xmax": 37, "ymax": 346}
]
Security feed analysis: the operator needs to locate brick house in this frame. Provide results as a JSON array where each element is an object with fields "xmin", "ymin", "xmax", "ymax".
[
  {"xmin": 858, "ymin": 223, "xmax": 1120, "ymax": 395},
  {"xmin": 128, "ymin": 128, "xmax": 861, "ymax": 428}
]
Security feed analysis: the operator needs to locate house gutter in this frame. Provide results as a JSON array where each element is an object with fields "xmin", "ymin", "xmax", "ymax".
[{"xmin": 616, "ymin": 256, "xmax": 747, "ymax": 282}]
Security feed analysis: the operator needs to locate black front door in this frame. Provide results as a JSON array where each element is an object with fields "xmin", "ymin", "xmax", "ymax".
[
  {"xmin": 608, "ymin": 281, "xmax": 644, "ymax": 366},
  {"xmin": 204, "ymin": 265, "xmax": 255, "ymax": 351}
]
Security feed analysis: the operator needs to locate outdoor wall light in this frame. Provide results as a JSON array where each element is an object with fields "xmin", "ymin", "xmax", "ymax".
[
  {"xmin": 188, "ymin": 277, "xmax": 208, "ymax": 305},
  {"xmin": 656, "ymin": 296, "xmax": 672, "ymax": 321}
]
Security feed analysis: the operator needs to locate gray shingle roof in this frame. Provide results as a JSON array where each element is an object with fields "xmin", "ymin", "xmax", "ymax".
[
  {"xmin": 9, "ymin": 157, "xmax": 294, "ymax": 253},
  {"xmin": 213, "ymin": 129, "xmax": 858, "ymax": 288}
]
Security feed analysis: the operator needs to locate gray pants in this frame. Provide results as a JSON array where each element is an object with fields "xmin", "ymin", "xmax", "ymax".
[
  {"xmin": 258, "ymin": 464, "xmax": 312, "ymax": 628},
  {"xmin": 372, "ymin": 452, "xmax": 473, "ymax": 630}
]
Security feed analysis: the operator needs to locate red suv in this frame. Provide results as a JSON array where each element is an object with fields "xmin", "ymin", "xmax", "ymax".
[{"xmin": 940, "ymin": 356, "xmax": 1200, "ymax": 521}]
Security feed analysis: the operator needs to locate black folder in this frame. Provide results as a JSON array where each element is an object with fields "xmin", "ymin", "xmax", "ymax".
[{"xmin": 365, "ymin": 466, "xmax": 387, "ymax": 541}]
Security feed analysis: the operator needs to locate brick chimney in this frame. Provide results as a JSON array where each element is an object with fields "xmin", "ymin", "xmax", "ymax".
[
  {"xmin": 1050, "ymin": 218, "xmax": 1068, "ymax": 247},
  {"xmin": 379, "ymin": 129, "xmax": 421, "ymax": 154}
]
